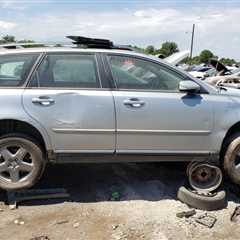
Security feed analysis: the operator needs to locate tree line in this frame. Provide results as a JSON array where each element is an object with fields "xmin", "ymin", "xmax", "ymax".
[
  {"xmin": 0, "ymin": 35, "xmax": 34, "ymax": 44},
  {"xmin": 0, "ymin": 35, "xmax": 238, "ymax": 66},
  {"xmin": 144, "ymin": 42, "xmax": 238, "ymax": 66}
]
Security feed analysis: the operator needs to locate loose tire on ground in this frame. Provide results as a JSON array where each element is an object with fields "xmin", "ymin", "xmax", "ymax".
[
  {"xmin": 0, "ymin": 134, "xmax": 45, "ymax": 190},
  {"xmin": 177, "ymin": 186, "xmax": 227, "ymax": 211}
]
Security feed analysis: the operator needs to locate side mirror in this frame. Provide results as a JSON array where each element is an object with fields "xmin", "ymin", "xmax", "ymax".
[{"xmin": 179, "ymin": 80, "xmax": 200, "ymax": 94}]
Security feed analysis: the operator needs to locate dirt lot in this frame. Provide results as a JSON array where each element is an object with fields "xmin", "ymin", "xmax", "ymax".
[{"xmin": 0, "ymin": 162, "xmax": 239, "ymax": 240}]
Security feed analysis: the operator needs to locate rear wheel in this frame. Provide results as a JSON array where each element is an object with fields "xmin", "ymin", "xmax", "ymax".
[
  {"xmin": 0, "ymin": 134, "xmax": 45, "ymax": 190},
  {"xmin": 223, "ymin": 133, "xmax": 240, "ymax": 185}
]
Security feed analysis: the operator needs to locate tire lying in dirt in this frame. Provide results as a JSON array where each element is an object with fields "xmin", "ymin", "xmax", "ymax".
[
  {"xmin": 223, "ymin": 133, "xmax": 240, "ymax": 185},
  {"xmin": 0, "ymin": 134, "xmax": 45, "ymax": 190},
  {"xmin": 177, "ymin": 186, "xmax": 227, "ymax": 211}
]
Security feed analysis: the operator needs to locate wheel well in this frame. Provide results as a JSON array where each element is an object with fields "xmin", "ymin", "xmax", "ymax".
[
  {"xmin": 220, "ymin": 121, "xmax": 240, "ymax": 161},
  {"xmin": 0, "ymin": 119, "xmax": 46, "ymax": 152}
]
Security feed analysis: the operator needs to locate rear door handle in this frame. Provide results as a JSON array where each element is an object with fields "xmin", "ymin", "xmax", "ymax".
[
  {"xmin": 123, "ymin": 98, "xmax": 145, "ymax": 108},
  {"xmin": 32, "ymin": 96, "xmax": 55, "ymax": 106}
]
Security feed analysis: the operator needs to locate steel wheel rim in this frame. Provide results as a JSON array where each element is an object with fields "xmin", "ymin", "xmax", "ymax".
[
  {"xmin": 0, "ymin": 145, "xmax": 34, "ymax": 183},
  {"xmin": 188, "ymin": 163, "xmax": 222, "ymax": 192}
]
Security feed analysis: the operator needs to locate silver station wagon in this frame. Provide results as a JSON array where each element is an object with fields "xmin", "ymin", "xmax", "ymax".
[{"xmin": 0, "ymin": 36, "xmax": 240, "ymax": 192}]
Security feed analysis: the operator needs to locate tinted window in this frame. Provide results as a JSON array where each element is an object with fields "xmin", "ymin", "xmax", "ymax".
[
  {"xmin": 108, "ymin": 55, "xmax": 184, "ymax": 91},
  {"xmin": 32, "ymin": 54, "xmax": 99, "ymax": 88},
  {"xmin": 0, "ymin": 54, "xmax": 38, "ymax": 87}
]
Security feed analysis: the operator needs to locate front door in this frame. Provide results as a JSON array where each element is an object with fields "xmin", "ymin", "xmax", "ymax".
[
  {"xmin": 23, "ymin": 53, "xmax": 115, "ymax": 153},
  {"xmin": 107, "ymin": 54, "xmax": 214, "ymax": 154}
]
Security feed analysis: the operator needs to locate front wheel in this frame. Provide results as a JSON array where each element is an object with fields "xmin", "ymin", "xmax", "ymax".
[
  {"xmin": 0, "ymin": 134, "xmax": 45, "ymax": 190},
  {"xmin": 223, "ymin": 133, "xmax": 240, "ymax": 185}
]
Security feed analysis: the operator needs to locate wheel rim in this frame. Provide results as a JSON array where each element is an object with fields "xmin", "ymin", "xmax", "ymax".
[
  {"xmin": 188, "ymin": 162, "xmax": 222, "ymax": 193},
  {"xmin": 0, "ymin": 145, "xmax": 34, "ymax": 183},
  {"xmin": 230, "ymin": 150, "xmax": 240, "ymax": 175}
]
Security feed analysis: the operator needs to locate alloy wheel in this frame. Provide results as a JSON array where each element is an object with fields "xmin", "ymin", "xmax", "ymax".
[{"xmin": 0, "ymin": 145, "xmax": 34, "ymax": 183}]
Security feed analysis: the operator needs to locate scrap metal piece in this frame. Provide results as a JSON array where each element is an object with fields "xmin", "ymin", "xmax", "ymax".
[
  {"xmin": 195, "ymin": 214, "xmax": 217, "ymax": 228},
  {"xmin": 7, "ymin": 188, "xmax": 70, "ymax": 209},
  {"xmin": 176, "ymin": 209, "xmax": 196, "ymax": 218},
  {"xmin": 231, "ymin": 206, "xmax": 240, "ymax": 222},
  {"xmin": 30, "ymin": 236, "xmax": 50, "ymax": 240}
]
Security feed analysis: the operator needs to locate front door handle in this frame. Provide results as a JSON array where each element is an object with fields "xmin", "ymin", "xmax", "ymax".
[
  {"xmin": 32, "ymin": 96, "xmax": 55, "ymax": 106},
  {"xmin": 123, "ymin": 98, "xmax": 145, "ymax": 108}
]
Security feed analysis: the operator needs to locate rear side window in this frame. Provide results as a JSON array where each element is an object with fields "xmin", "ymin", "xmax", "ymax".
[
  {"xmin": 0, "ymin": 54, "xmax": 38, "ymax": 87},
  {"xmin": 30, "ymin": 54, "xmax": 100, "ymax": 88}
]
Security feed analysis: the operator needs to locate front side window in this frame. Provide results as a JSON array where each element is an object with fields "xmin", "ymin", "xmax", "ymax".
[
  {"xmin": 0, "ymin": 54, "xmax": 38, "ymax": 87},
  {"xmin": 31, "ymin": 54, "xmax": 99, "ymax": 88},
  {"xmin": 108, "ymin": 55, "xmax": 185, "ymax": 91}
]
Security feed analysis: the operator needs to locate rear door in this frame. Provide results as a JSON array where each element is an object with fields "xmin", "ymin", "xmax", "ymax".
[{"xmin": 23, "ymin": 52, "xmax": 115, "ymax": 153}]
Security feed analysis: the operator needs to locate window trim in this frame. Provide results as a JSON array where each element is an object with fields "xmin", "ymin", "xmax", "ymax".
[
  {"xmin": 0, "ymin": 53, "xmax": 41, "ymax": 89},
  {"xmin": 104, "ymin": 53, "xmax": 209, "ymax": 94},
  {"xmin": 26, "ymin": 52, "xmax": 104, "ymax": 90}
]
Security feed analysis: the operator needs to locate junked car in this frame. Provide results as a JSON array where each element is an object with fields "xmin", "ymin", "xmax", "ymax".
[
  {"xmin": 1, "ymin": 36, "xmax": 240, "ymax": 194},
  {"xmin": 205, "ymin": 59, "xmax": 240, "ymax": 89}
]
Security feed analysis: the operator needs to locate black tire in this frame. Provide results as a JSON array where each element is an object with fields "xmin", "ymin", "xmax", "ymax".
[
  {"xmin": 0, "ymin": 134, "xmax": 45, "ymax": 190},
  {"xmin": 177, "ymin": 186, "xmax": 227, "ymax": 211},
  {"xmin": 223, "ymin": 133, "xmax": 240, "ymax": 185}
]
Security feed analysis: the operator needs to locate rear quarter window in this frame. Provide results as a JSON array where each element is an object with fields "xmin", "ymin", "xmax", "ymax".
[{"xmin": 0, "ymin": 54, "xmax": 39, "ymax": 87}]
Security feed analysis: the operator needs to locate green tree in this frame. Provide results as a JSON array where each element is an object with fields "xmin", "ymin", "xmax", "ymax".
[
  {"xmin": 54, "ymin": 44, "xmax": 63, "ymax": 47},
  {"xmin": 0, "ymin": 35, "xmax": 16, "ymax": 43},
  {"xmin": 145, "ymin": 45, "xmax": 155, "ymax": 55},
  {"xmin": 17, "ymin": 39, "xmax": 35, "ymax": 43},
  {"xmin": 219, "ymin": 58, "xmax": 236, "ymax": 66},
  {"xmin": 129, "ymin": 45, "xmax": 145, "ymax": 53},
  {"xmin": 157, "ymin": 41, "xmax": 179, "ymax": 57},
  {"xmin": 199, "ymin": 50, "xmax": 215, "ymax": 64},
  {"xmin": 182, "ymin": 56, "xmax": 200, "ymax": 65}
]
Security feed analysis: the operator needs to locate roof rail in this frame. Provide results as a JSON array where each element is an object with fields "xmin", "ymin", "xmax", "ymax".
[
  {"xmin": 0, "ymin": 37, "xmax": 134, "ymax": 52},
  {"xmin": 0, "ymin": 42, "xmax": 47, "ymax": 49},
  {"xmin": 67, "ymin": 36, "xmax": 133, "ymax": 51}
]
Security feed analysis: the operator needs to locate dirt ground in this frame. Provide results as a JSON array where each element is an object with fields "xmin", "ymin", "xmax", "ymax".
[{"xmin": 0, "ymin": 162, "xmax": 239, "ymax": 240}]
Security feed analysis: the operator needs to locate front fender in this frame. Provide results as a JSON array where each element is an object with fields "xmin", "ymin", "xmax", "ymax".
[{"xmin": 212, "ymin": 95, "xmax": 240, "ymax": 152}]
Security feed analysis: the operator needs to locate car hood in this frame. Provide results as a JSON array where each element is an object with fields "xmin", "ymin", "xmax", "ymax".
[{"xmin": 164, "ymin": 50, "xmax": 190, "ymax": 65}]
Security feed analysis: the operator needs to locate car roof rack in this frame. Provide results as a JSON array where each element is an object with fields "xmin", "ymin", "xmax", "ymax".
[{"xmin": 66, "ymin": 36, "xmax": 133, "ymax": 51}]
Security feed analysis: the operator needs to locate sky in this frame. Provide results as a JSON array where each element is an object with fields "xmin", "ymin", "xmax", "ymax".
[{"xmin": 0, "ymin": 0, "xmax": 240, "ymax": 60}]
